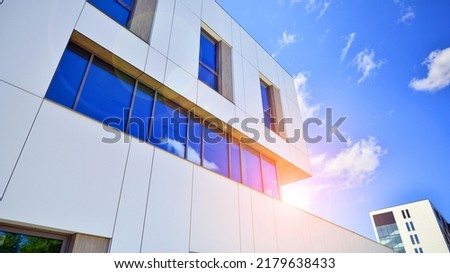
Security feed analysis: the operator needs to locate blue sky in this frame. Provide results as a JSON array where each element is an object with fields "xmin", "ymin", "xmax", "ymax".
[{"xmin": 217, "ymin": 0, "xmax": 450, "ymax": 240}]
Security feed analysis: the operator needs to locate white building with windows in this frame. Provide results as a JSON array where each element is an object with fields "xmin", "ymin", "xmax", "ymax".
[
  {"xmin": 0, "ymin": 0, "xmax": 390, "ymax": 253},
  {"xmin": 370, "ymin": 199, "xmax": 450, "ymax": 253}
]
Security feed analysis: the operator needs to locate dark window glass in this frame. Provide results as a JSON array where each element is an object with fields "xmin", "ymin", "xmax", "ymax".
[
  {"xmin": 76, "ymin": 57, "xmax": 134, "ymax": 131},
  {"xmin": 0, "ymin": 230, "xmax": 63, "ymax": 253},
  {"xmin": 410, "ymin": 221, "xmax": 415, "ymax": 231},
  {"xmin": 242, "ymin": 147, "xmax": 262, "ymax": 192},
  {"xmin": 88, "ymin": 0, "xmax": 134, "ymax": 26},
  {"xmin": 260, "ymin": 82, "xmax": 273, "ymax": 130},
  {"xmin": 150, "ymin": 96, "xmax": 188, "ymax": 157},
  {"xmin": 128, "ymin": 83, "xmax": 154, "ymax": 141},
  {"xmin": 230, "ymin": 139, "xmax": 242, "ymax": 182},
  {"xmin": 414, "ymin": 234, "xmax": 420, "ymax": 244},
  {"xmin": 262, "ymin": 157, "xmax": 279, "ymax": 199},
  {"xmin": 203, "ymin": 124, "xmax": 229, "ymax": 177},
  {"xmin": 419, "ymin": 247, "xmax": 423, "ymax": 253},
  {"xmin": 199, "ymin": 32, "xmax": 218, "ymax": 90},
  {"xmin": 46, "ymin": 43, "xmax": 90, "ymax": 108},
  {"xmin": 401, "ymin": 210, "xmax": 406, "ymax": 219},
  {"xmin": 198, "ymin": 64, "xmax": 218, "ymax": 90},
  {"xmin": 410, "ymin": 234, "xmax": 415, "ymax": 245},
  {"xmin": 414, "ymin": 248, "xmax": 418, "ymax": 253},
  {"xmin": 187, "ymin": 115, "xmax": 202, "ymax": 165},
  {"xmin": 406, "ymin": 222, "xmax": 411, "ymax": 232},
  {"xmin": 406, "ymin": 209, "xmax": 411, "ymax": 218}
]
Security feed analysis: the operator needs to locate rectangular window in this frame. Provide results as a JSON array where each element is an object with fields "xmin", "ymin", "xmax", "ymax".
[
  {"xmin": 242, "ymin": 146, "xmax": 263, "ymax": 192},
  {"xmin": 406, "ymin": 222, "xmax": 411, "ymax": 232},
  {"xmin": 229, "ymin": 139, "xmax": 242, "ymax": 183},
  {"xmin": 414, "ymin": 248, "xmax": 418, "ymax": 253},
  {"xmin": 76, "ymin": 57, "xmax": 135, "ymax": 132},
  {"xmin": 199, "ymin": 31, "xmax": 219, "ymax": 91},
  {"xmin": 88, "ymin": 0, "xmax": 135, "ymax": 27},
  {"xmin": 128, "ymin": 83, "xmax": 155, "ymax": 141},
  {"xmin": 186, "ymin": 114, "xmax": 203, "ymax": 165},
  {"xmin": 414, "ymin": 234, "xmax": 420, "ymax": 244},
  {"xmin": 203, "ymin": 122, "xmax": 229, "ymax": 177},
  {"xmin": 261, "ymin": 156, "xmax": 280, "ymax": 199},
  {"xmin": 401, "ymin": 210, "xmax": 406, "ymax": 219},
  {"xmin": 418, "ymin": 247, "xmax": 423, "ymax": 253},
  {"xmin": 260, "ymin": 82, "xmax": 273, "ymax": 130},
  {"xmin": 260, "ymin": 80, "xmax": 284, "ymax": 136},
  {"xmin": 150, "ymin": 95, "xmax": 188, "ymax": 158},
  {"xmin": 0, "ymin": 225, "xmax": 69, "ymax": 253},
  {"xmin": 406, "ymin": 209, "xmax": 411, "ymax": 218},
  {"xmin": 410, "ymin": 234, "xmax": 416, "ymax": 245},
  {"xmin": 410, "ymin": 221, "xmax": 415, "ymax": 231}
]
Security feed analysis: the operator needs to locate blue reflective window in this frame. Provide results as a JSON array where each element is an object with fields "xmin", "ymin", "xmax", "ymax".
[
  {"xmin": 406, "ymin": 222, "xmax": 411, "ymax": 232},
  {"xmin": 88, "ymin": 0, "xmax": 134, "ymax": 26},
  {"xmin": 76, "ymin": 57, "xmax": 134, "ymax": 131},
  {"xmin": 414, "ymin": 234, "xmax": 420, "ymax": 244},
  {"xmin": 410, "ymin": 221, "xmax": 415, "ymax": 231},
  {"xmin": 46, "ymin": 43, "xmax": 90, "ymax": 108},
  {"xmin": 262, "ymin": 157, "xmax": 279, "ymax": 199},
  {"xmin": 128, "ymin": 83, "xmax": 154, "ymax": 141},
  {"xmin": 203, "ymin": 124, "xmax": 229, "ymax": 177},
  {"xmin": 187, "ymin": 115, "xmax": 202, "ymax": 165},
  {"xmin": 230, "ymin": 139, "xmax": 242, "ymax": 182},
  {"xmin": 199, "ymin": 32, "xmax": 218, "ymax": 90},
  {"xmin": 150, "ymin": 96, "xmax": 188, "ymax": 157},
  {"xmin": 242, "ymin": 147, "xmax": 262, "ymax": 192},
  {"xmin": 260, "ymin": 82, "xmax": 273, "ymax": 129}
]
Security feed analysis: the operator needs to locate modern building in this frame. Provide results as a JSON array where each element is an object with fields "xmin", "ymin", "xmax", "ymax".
[
  {"xmin": 0, "ymin": 0, "xmax": 390, "ymax": 253},
  {"xmin": 370, "ymin": 199, "xmax": 450, "ymax": 253}
]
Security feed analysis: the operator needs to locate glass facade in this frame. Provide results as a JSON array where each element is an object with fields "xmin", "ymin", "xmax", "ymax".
[
  {"xmin": 376, "ymin": 223, "xmax": 405, "ymax": 253},
  {"xmin": 46, "ymin": 42, "xmax": 281, "ymax": 199},
  {"xmin": 260, "ymin": 82, "xmax": 274, "ymax": 131},
  {"xmin": 88, "ymin": 0, "xmax": 135, "ymax": 27},
  {"xmin": 199, "ymin": 32, "xmax": 218, "ymax": 90}
]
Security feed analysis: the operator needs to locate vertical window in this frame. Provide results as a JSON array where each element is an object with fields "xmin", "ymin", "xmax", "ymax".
[
  {"xmin": 410, "ymin": 234, "xmax": 416, "ymax": 245},
  {"xmin": 401, "ymin": 210, "xmax": 406, "ymax": 219},
  {"xmin": 128, "ymin": 83, "xmax": 155, "ymax": 141},
  {"xmin": 88, "ymin": 0, "xmax": 135, "ymax": 27},
  {"xmin": 46, "ymin": 43, "xmax": 90, "ymax": 108},
  {"xmin": 199, "ymin": 31, "xmax": 218, "ymax": 90},
  {"xmin": 414, "ymin": 234, "xmax": 420, "ymax": 244},
  {"xmin": 410, "ymin": 221, "xmax": 415, "ymax": 231},
  {"xmin": 418, "ymin": 247, "xmax": 423, "ymax": 253},
  {"xmin": 260, "ymin": 81, "xmax": 274, "ymax": 130},
  {"xmin": 414, "ymin": 248, "xmax": 419, "ymax": 253},
  {"xmin": 186, "ymin": 114, "xmax": 203, "ymax": 165},
  {"xmin": 150, "ymin": 96, "xmax": 188, "ymax": 157},
  {"xmin": 76, "ymin": 57, "xmax": 135, "ymax": 132},
  {"xmin": 203, "ymin": 123, "xmax": 229, "ymax": 177},
  {"xmin": 406, "ymin": 209, "xmax": 411, "ymax": 218},
  {"xmin": 261, "ymin": 157, "xmax": 280, "ymax": 199},
  {"xmin": 242, "ymin": 147, "xmax": 263, "ymax": 192},
  {"xmin": 406, "ymin": 222, "xmax": 411, "ymax": 232},
  {"xmin": 229, "ymin": 139, "xmax": 242, "ymax": 183}
]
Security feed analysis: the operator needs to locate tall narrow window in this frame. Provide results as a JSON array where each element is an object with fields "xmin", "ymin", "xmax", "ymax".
[
  {"xmin": 260, "ymin": 81, "xmax": 273, "ymax": 130},
  {"xmin": 406, "ymin": 222, "xmax": 411, "ymax": 232},
  {"xmin": 414, "ymin": 234, "xmax": 420, "ymax": 244},
  {"xmin": 410, "ymin": 221, "xmax": 415, "ymax": 231},
  {"xmin": 406, "ymin": 209, "xmax": 411, "ymax": 218},
  {"xmin": 242, "ymin": 146, "xmax": 263, "ymax": 192},
  {"xmin": 128, "ymin": 83, "xmax": 155, "ymax": 141},
  {"xmin": 88, "ymin": 0, "xmax": 135, "ymax": 27},
  {"xmin": 229, "ymin": 139, "xmax": 242, "ymax": 183},
  {"xmin": 199, "ymin": 31, "xmax": 219, "ymax": 91},
  {"xmin": 410, "ymin": 234, "xmax": 416, "ymax": 245},
  {"xmin": 401, "ymin": 210, "xmax": 406, "ymax": 219},
  {"xmin": 261, "ymin": 156, "xmax": 280, "ymax": 199},
  {"xmin": 260, "ymin": 80, "xmax": 284, "ymax": 136},
  {"xmin": 203, "ymin": 123, "xmax": 229, "ymax": 177}
]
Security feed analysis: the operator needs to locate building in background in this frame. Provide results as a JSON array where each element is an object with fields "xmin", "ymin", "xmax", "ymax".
[
  {"xmin": 370, "ymin": 199, "xmax": 450, "ymax": 253},
  {"xmin": 0, "ymin": 0, "xmax": 390, "ymax": 253}
]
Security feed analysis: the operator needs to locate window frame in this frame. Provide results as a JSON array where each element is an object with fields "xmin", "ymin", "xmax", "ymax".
[
  {"xmin": 0, "ymin": 224, "xmax": 70, "ymax": 253},
  {"xmin": 199, "ymin": 30, "xmax": 220, "ymax": 91}
]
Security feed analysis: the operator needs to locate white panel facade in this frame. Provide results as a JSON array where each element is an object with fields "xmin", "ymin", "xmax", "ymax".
[
  {"xmin": 150, "ymin": 0, "xmax": 176, "ymax": 56},
  {"xmin": 164, "ymin": 60, "xmax": 198, "ymax": 103},
  {"xmin": 242, "ymin": 59, "xmax": 263, "ymax": 119},
  {"xmin": 197, "ymin": 81, "xmax": 236, "ymax": 124},
  {"xmin": 201, "ymin": 0, "xmax": 233, "ymax": 45},
  {"xmin": 0, "ymin": 101, "xmax": 129, "ymax": 237},
  {"xmin": 257, "ymin": 45, "xmax": 280, "ymax": 87},
  {"xmin": 168, "ymin": 1, "xmax": 201, "ymax": 77},
  {"xmin": 76, "ymin": 3, "xmax": 149, "ymax": 72},
  {"xmin": 231, "ymin": 51, "xmax": 246, "ymax": 112},
  {"xmin": 145, "ymin": 46, "xmax": 168, "ymax": 84},
  {"xmin": 0, "ymin": 83, "xmax": 42, "ymax": 199},
  {"xmin": 237, "ymin": 185, "xmax": 255, "ymax": 252},
  {"xmin": 190, "ymin": 167, "xmax": 240, "ymax": 253},
  {"xmin": 240, "ymin": 29, "xmax": 259, "ymax": 69},
  {"xmin": 251, "ymin": 191, "xmax": 278, "ymax": 252},
  {"xmin": 273, "ymin": 201, "xmax": 302, "ymax": 252},
  {"xmin": 231, "ymin": 20, "xmax": 243, "ymax": 54},
  {"xmin": 110, "ymin": 140, "xmax": 155, "ymax": 253},
  {"xmin": 141, "ymin": 149, "xmax": 193, "ymax": 252},
  {"xmin": 179, "ymin": 0, "xmax": 202, "ymax": 18},
  {"xmin": 0, "ymin": 0, "xmax": 85, "ymax": 98}
]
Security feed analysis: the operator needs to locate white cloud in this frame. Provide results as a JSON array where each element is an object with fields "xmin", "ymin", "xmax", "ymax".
[
  {"xmin": 278, "ymin": 31, "xmax": 297, "ymax": 48},
  {"xmin": 322, "ymin": 136, "xmax": 387, "ymax": 188},
  {"xmin": 340, "ymin": 32, "xmax": 356, "ymax": 63},
  {"xmin": 409, "ymin": 47, "xmax": 450, "ymax": 92},
  {"xmin": 293, "ymin": 72, "xmax": 321, "ymax": 118},
  {"xmin": 352, "ymin": 49, "xmax": 384, "ymax": 84},
  {"xmin": 394, "ymin": 0, "xmax": 415, "ymax": 24},
  {"xmin": 316, "ymin": 1, "xmax": 331, "ymax": 19}
]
